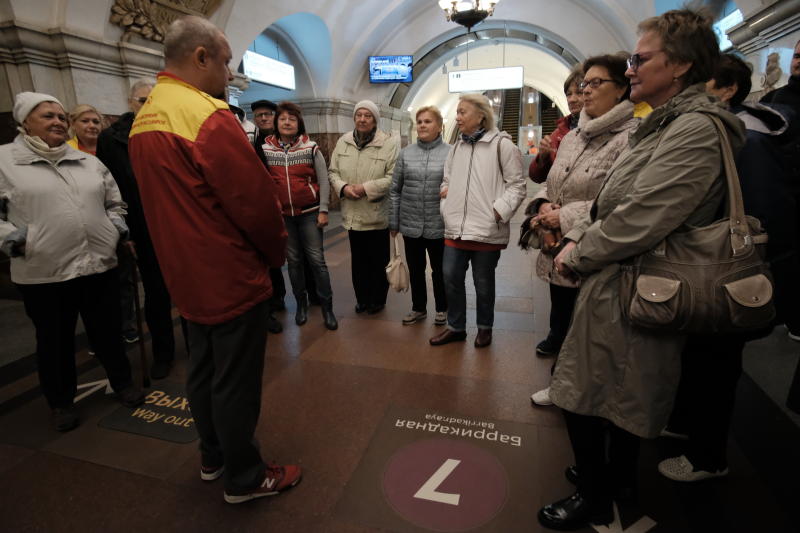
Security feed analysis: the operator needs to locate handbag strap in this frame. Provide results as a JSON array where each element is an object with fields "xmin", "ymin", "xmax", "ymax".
[
  {"xmin": 391, "ymin": 233, "xmax": 403, "ymax": 259},
  {"xmin": 707, "ymin": 115, "xmax": 751, "ymax": 255}
]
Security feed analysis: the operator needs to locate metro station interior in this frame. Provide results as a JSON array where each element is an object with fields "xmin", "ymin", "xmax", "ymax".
[{"xmin": 1, "ymin": 0, "xmax": 800, "ymax": 531}]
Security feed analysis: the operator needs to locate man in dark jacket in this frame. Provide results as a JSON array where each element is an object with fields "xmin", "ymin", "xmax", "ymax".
[
  {"xmin": 96, "ymin": 79, "xmax": 176, "ymax": 380},
  {"xmin": 761, "ymin": 39, "xmax": 800, "ymax": 108}
]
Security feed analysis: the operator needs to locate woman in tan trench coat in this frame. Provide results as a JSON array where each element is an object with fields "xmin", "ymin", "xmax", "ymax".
[{"xmin": 537, "ymin": 9, "xmax": 746, "ymax": 531}]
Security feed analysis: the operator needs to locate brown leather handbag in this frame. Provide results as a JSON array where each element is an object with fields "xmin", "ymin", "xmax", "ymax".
[{"xmin": 619, "ymin": 115, "xmax": 775, "ymax": 333}]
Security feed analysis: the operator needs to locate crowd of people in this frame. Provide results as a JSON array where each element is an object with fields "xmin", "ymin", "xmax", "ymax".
[{"xmin": 1, "ymin": 7, "xmax": 799, "ymax": 529}]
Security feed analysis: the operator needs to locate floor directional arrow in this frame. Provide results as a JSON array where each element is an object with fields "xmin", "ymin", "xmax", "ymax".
[
  {"xmin": 592, "ymin": 503, "xmax": 657, "ymax": 533},
  {"xmin": 74, "ymin": 379, "xmax": 113, "ymax": 403}
]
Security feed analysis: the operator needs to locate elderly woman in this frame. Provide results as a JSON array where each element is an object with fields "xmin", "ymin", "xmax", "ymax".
[
  {"xmin": 529, "ymin": 68, "xmax": 584, "ymax": 183},
  {"xmin": 430, "ymin": 94, "xmax": 526, "ymax": 348},
  {"xmin": 67, "ymin": 104, "xmax": 103, "ymax": 155},
  {"xmin": 537, "ymin": 10, "xmax": 745, "ymax": 530},
  {"xmin": 0, "ymin": 92, "xmax": 144, "ymax": 432},
  {"xmin": 329, "ymin": 100, "xmax": 399, "ymax": 315},
  {"xmin": 528, "ymin": 54, "xmax": 638, "ymax": 407},
  {"xmin": 261, "ymin": 101, "xmax": 337, "ymax": 330},
  {"xmin": 389, "ymin": 105, "xmax": 450, "ymax": 326}
]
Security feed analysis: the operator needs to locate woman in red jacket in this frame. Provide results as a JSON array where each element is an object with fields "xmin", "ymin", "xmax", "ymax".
[
  {"xmin": 261, "ymin": 102, "xmax": 337, "ymax": 330},
  {"xmin": 528, "ymin": 69, "xmax": 584, "ymax": 183}
]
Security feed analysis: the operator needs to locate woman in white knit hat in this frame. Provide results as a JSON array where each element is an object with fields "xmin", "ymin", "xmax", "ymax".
[
  {"xmin": 0, "ymin": 91, "xmax": 144, "ymax": 432},
  {"xmin": 329, "ymin": 100, "xmax": 400, "ymax": 314}
]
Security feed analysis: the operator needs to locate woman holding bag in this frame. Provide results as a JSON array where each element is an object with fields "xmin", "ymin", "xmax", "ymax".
[
  {"xmin": 389, "ymin": 106, "xmax": 450, "ymax": 325},
  {"xmin": 526, "ymin": 54, "xmax": 638, "ymax": 407},
  {"xmin": 538, "ymin": 9, "xmax": 746, "ymax": 530}
]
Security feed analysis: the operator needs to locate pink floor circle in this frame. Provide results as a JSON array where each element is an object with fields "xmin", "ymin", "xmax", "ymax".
[{"xmin": 382, "ymin": 437, "xmax": 509, "ymax": 531}]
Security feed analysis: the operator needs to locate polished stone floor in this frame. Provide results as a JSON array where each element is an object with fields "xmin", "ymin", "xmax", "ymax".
[{"xmin": 0, "ymin": 209, "xmax": 798, "ymax": 533}]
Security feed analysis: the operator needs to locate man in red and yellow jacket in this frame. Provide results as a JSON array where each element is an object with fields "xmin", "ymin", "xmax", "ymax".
[{"xmin": 129, "ymin": 15, "xmax": 300, "ymax": 504}]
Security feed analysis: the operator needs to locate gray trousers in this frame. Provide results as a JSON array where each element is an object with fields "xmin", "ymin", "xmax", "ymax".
[{"xmin": 185, "ymin": 299, "xmax": 269, "ymax": 493}]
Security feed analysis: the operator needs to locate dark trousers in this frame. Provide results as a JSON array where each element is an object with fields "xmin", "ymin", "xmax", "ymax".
[
  {"xmin": 268, "ymin": 267, "xmax": 286, "ymax": 309},
  {"xmin": 16, "ymin": 269, "xmax": 134, "ymax": 409},
  {"xmin": 403, "ymin": 235, "xmax": 447, "ymax": 313},
  {"xmin": 185, "ymin": 299, "xmax": 269, "ymax": 493},
  {"xmin": 118, "ymin": 246, "xmax": 137, "ymax": 337},
  {"xmin": 548, "ymin": 284, "xmax": 579, "ymax": 347},
  {"xmin": 132, "ymin": 236, "xmax": 175, "ymax": 363},
  {"xmin": 348, "ymin": 229, "xmax": 389, "ymax": 307},
  {"xmin": 667, "ymin": 334, "xmax": 746, "ymax": 470},
  {"xmin": 563, "ymin": 410, "xmax": 639, "ymax": 505}
]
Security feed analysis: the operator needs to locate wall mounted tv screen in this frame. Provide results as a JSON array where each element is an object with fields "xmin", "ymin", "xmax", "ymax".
[{"xmin": 369, "ymin": 55, "xmax": 413, "ymax": 83}]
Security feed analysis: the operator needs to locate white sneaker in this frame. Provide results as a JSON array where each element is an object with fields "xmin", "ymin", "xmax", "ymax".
[
  {"xmin": 658, "ymin": 455, "xmax": 728, "ymax": 482},
  {"xmin": 402, "ymin": 310, "xmax": 427, "ymax": 325},
  {"xmin": 530, "ymin": 387, "xmax": 553, "ymax": 406},
  {"xmin": 434, "ymin": 311, "xmax": 447, "ymax": 325},
  {"xmin": 788, "ymin": 328, "xmax": 800, "ymax": 342}
]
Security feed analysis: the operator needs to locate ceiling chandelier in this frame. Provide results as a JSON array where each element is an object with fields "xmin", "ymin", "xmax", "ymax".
[{"xmin": 438, "ymin": 0, "xmax": 500, "ymax": 32}]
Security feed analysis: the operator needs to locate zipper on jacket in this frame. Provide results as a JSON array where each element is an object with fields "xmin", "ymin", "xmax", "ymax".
[
  {"xmin": 422, "ymin": 148, "xmax": 430, "ymax": 234},
  {"xmin": 284, "ymin": 150, "xmax": 294, "ymax": 216},
  {"xmin": 458, "ymin": 143, "xmax": 476, "ymax": 238}
]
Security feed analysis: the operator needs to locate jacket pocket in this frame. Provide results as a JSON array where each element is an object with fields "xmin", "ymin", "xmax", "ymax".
[{"xmin": 23, "ymin": 223, "xmax": 38, "ymax": 261}]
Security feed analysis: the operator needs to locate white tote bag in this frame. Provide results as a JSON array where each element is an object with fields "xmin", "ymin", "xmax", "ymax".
[{"xmin": 385, "ymin": 234, "xmax": 409, "ymax": 292}]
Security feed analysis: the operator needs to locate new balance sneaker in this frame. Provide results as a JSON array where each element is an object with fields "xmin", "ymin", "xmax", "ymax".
[
  {"xmin": 223, "ymin": 463, "xmax": 302, "ymax": 504},
  {"xmin": 122, "ymin": 331, "xmax": 140, "ymax": 344},
  {"xmin": 658, "ymin": 455, "xmax": 728, "ymax": 482},
  {"xmin": 530, "ymin": 387, "xmax": 553, "ymax": 406},
  {"xmin": 402, "ymin": 310, "xmax": 427, "ymax": 325},
  {"xmin": 434, "ymin": 312, "xmax": 447, "ymax": 325},
  {"xmin": 201, "ymin": 464, "xmax": 225, "ymax": 482}
]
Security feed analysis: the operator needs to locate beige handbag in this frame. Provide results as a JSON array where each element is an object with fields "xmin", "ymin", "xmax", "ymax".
[
  {"xmin": 620, "ymin": 115, "xmax": 775, "ymax": 333},
  {"xmin": 385, "ymin": 234, "xmax": 409, "ymax": 292}
]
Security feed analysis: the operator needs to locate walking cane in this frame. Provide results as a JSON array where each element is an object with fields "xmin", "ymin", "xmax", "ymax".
[{"xmin": 127, "ymin": 242, "xmax": 150, "ymax": 388}]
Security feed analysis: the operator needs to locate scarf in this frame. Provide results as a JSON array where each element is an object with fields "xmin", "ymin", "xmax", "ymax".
[
  {"xmin": 460, "ymin": 127, "xmax": 486, "ymax": 144},
  {"xmin": 354, "ymin": 128, "xmax": 376, "ymax": 150},
  {"xmin": 18, "ymin": 127, "xmax": 68, "ymax": 162}
]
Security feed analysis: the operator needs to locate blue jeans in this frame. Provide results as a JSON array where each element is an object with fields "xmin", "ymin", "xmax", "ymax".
[
  {"xmin": 284, "ymin": 212, "xmax": 333, "ymax": 306},
  {"xmin": 442, "ymin": 246, "xmax": 501, "ymax": 331}
]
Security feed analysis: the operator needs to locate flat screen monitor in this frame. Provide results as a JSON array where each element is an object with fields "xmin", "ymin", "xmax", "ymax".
[{"xmin": 369, "ymin": 55, "xmax": 413, "ymax": 84}]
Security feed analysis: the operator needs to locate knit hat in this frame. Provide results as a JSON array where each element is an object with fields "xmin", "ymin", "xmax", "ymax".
[
  {"xmin": 353, "ymin": 100, "xmax": 380, "ymax": 128},
  {"xmin": 13, "ymin": 92, "xmax": 65, "ymax": 124},
  {"xmin": 250, "ymin": 99, "xmax": 277, "ymax": 113}
]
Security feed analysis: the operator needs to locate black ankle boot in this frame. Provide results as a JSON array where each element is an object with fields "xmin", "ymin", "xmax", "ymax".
[
  {"xmin": 538, "ymin": 491, "xmax": 613, "ymax": 531},
  {"xmin": 322, "ymin": 304, "xmax": 338, "ymax": 330},
  {"xmin": 295, "ymin": 293, "xmax": 308, "ymax": 326}
]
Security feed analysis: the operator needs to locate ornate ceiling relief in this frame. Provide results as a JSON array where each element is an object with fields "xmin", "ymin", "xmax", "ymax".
[{"xmin": 110, "ymin": 0, "xmax": 221, "ymax": 42}]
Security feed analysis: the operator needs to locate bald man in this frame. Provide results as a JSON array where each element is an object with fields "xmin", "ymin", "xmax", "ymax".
[{"xmin": 128, "ymin": 16, "xmax": 300, "ymax": 504}]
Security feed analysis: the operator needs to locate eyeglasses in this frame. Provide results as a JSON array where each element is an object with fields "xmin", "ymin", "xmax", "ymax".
[
  {"xmin": 134, "ymin": 97, "xmax": 148, "ymax": 104},
  {"xmin": 254, "ymin": 111, "xmax": 275, "ymax": 118},
  {"xmin": 627, "ymin": 50, "xmax": 662, "ymax": 72},
  {"xmin": 579, "ymin": 78, "xmax": 614, "ymax": 90}
]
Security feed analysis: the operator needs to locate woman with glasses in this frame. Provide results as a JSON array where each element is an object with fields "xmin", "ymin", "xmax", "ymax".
[
  {"xmin": 537, "ymin": 9, "xmax": 745, "ymax": 530},
  {"xmin": 528, "ymin": 68, "xmax": 584, "ymax": 184},
  {"xmin": 527, "ymin": 54, "xmax": 638, "ymax": 407}
]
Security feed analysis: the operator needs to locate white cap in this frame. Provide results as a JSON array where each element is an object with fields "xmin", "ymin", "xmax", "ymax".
[{"xmin": 13, "ymin": 92, "xmax": 65, "ymax": 124}]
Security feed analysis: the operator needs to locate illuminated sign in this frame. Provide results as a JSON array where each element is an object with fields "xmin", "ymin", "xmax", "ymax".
[
  {"xmin": 242, "ymin": 50, "xmax": 296, "ymax": 90},
  {"xmin": 713, "ymin": 9, "xmax": 743, "ymax": 50},
  {"xmin": 448, "ymin": 66, "xmax": 523, "ymax": 93}
]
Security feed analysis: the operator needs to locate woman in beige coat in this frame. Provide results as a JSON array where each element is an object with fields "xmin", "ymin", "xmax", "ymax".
[
  {"xmin": 528, "ymin": 54, "xmax": 638, "ymax": 407},
  {"xmin": 328, "ymin": 100, "xmax": 399, "ymax": 314},
  {"xmin": 538, "ymin": 10, "xmax": 746, "ymax": 531}
]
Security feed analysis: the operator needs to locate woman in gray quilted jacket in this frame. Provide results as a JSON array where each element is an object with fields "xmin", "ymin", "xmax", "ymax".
[{"xmin": 389, "ymin": 106, "xmax": 451, "ymax": 325}]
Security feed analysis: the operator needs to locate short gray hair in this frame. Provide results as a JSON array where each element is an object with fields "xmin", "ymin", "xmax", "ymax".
[
  {"xmin": 129, "ymin": 78, "xmax": 155, "ymax": 98},
  {"xmin": 163, "ymin": 15, "xmax": 223, "ymax": 64},
  {"xmin": 458, "ymin": 93, "xmax": 495, "ymax": 129}
]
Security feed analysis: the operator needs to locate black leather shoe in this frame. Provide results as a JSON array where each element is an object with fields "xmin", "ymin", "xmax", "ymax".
[
  {"xmin": 366, "ymin": 304, "xmax": 385, "ymax": 315},
  {"xmin": 536, "ymin": 336, "xmax": 560, "ymax": 357},
  {"xmin": 322, "ymin": 305, "xmax": 338, "ymax": 330},
  {"xmin": 355, "ymin": 303, "xmax": 368, "ymax": 314},
  {"xmin": 295, "ymin": 294, "xmax": 308, "ymax": 326},
  {"xmin": 474, "ymin": 328, "xmax": 492, "ymax": 348},
  {"xmin": 116, "ymin": 385, "xmax": 145, "ymax": 408},
  {"xmin": 429, "ymin": 329, "xmax": 467, "ymax": 346},
  {"xmin": 267, "ymin": 314, "xmax": 283, "ymax": 334},
  {"xmin": 538, "ymin": 491, "xmax": 613, "ymax": 531}
]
